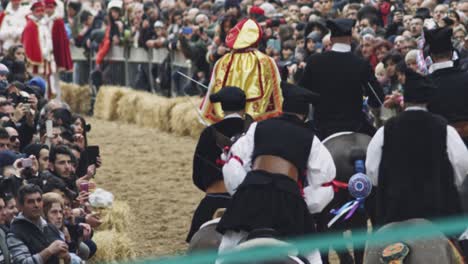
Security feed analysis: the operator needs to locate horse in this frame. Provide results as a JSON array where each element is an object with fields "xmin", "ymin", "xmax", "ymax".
[
  {"xmin": 364, "ymin": 218, "xmax": 465, "ymax": 264},
  {"xmin": 188, "ymin": 218, "xmax": 223, "ymax": 253},
  {"xmin": 318, "ymin": 132, "xmax": 374, "ymax": 264}
]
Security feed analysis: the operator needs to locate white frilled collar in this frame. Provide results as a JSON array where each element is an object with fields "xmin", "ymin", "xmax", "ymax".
[{"xmin": 331, "ymin": 43, "xmax": 351, "ymax": 53}]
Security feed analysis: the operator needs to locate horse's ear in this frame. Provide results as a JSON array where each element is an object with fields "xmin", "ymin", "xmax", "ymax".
[
  {"xmin": 213, "ymin": 208, "xmax": 226, "ymax": 219},
  {"xmin": 243, "ymin": 114, "xmax": 255, "ymax": 133},
  {"xmin": 212, "ymin": 127, "xmax": 232, "ymax": 149}
]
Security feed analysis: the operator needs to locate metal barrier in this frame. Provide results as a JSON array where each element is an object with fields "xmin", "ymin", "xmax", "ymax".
[{"xmin": 69, "ymin": 46, "xmax": 193, "ymax": 97}]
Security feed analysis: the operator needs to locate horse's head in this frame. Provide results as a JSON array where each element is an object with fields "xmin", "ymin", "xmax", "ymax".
[
  {"xmin": 364, "ymin": 219, "xmax": 465, "ymax": 264},
  {"xmin": 187, "ymin": 218, "xmax": 223, "ymax": 253}
]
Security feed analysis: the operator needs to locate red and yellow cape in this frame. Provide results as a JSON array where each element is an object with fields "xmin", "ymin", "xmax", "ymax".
[{"xmin": 200, "ymin": 18, "xmax": 283, "ymax": 124}]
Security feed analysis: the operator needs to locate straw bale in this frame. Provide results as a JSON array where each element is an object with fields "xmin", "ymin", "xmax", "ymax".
[
  {"xmin": 60, "ymin": 83, "xmax": 91, "ymax": 114},
  {"xmin": 134, "ymin": 95, "xmax": 156, "ymax": 127},
  {"xmin": 156, "ymin": 97, "xmax": 187, "ymax": 132},
  {"xmin": 95, "ymin": 200, "xmax": 132, "ymax": 233},
  {"xmin": 182, "ymin": 97, "xmax": 205, "ymax": 138},
  {"xmin": 60, "ymin": 82, "xmax": 77, "ymax": 109},
  {"xmin": 94, "ymin": 86, "xmax": 131, "ymax": 120},
  {"xmin": 75, "ymin": 85, "xmax": 92, "ymax": 114},
  {"xmin": 116, "ymin": 91, "xmax": 145, "ymax": 123},
  {"xmin": 169, "ymin": 99, "xmax": 194, "ymax": 136},
  {"xmin": 92, "ymin": 230, "xmax": 136, "ymax": 263}
]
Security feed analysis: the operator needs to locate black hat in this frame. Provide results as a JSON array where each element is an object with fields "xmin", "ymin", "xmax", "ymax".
[
  {"xmin": 224, "ymin": 0, "xmax": 240, "ymax": 9},
  {"xmin": 424, "ymin": 27, "xmax": 453, "ymax": 54},
  {"xmin": 209, "ymin": 86, "xmax": 246, "ymax": 112},
  {"xmin": 326, "ymin": 18, "xmax": 355, "ymax": 37},
  {"xmin": 415, "ymin": 7, "xmax": 431, "ymax": 20},
  {"xmin": 281, "ymin": 82, "xmax": 320, "ymax": 116},
  {"xmin": 23, "ymin": 144, "xmax": 49, "ymax": 159},
  {"xmin": 403, "ymin": 70, "xmax": 435, "ymax": 103}
]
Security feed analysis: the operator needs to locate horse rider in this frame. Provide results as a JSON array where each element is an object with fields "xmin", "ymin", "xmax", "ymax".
[
  {"xmin": 366, "ymin": 69, "xmax": 468, "ymax": 227},
  {"xmin": 216, "ymin": 82, "xmax": 336, "ymax": 263},
  {"xmin": 187, "ymin": 86, "xmax": 248, "ymax": 242},
  {"xmin": 299, "ymin": 18, "xmax": 385, "ymax": 140},
  {"xmin": 425, "ymin": 26, "xmax": 468, "ymax": 147}
]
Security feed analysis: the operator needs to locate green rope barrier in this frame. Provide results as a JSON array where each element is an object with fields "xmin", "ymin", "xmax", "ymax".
[{"xmin": 118, "ymin": 215, "xmax": 468, "ymax": 264}]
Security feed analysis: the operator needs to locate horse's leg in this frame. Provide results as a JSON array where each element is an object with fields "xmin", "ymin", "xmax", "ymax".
[
  {"xmin": 315, "ymin": 218, "xmax": 331, "ymax": 264},
  {"xmin": 336, "ymin": 233, "xmax": 354, "ymax": 264}
]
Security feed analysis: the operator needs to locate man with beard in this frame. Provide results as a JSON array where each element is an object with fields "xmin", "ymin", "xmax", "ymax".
[
  {"xmin": 41, "ymin": 146, "xmax": 77, "ymax": 198},
  {"xmin": 299, "ymin": 18, "xmax": 384, "ymax": 139},
  {"xmin": 4, "ymin": 127, "xmax": 20, "ymax": 153}
]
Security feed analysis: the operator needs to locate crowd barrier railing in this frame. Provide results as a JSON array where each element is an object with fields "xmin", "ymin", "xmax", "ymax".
[{"xmin": 70, "ymin": 46, "xmax": 193, "ymax": 97}]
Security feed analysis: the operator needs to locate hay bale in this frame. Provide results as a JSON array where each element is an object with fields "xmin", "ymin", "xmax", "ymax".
[
  {"xmin": 156, "ymin": 97, "xmax": 187, "ymax": 132},
  {"xmin": 116, "ymin": 91, "xmax": 146, "ymax": 123},
  {"xmin": 95, "ymin": 200, "xmax": 132, "ymax": 233},
  {"xmin": 75, "ymin": 85, "xmax": 92, "ymax": 114},
  {"xmin": 60, "ymin": 82, "xmax": 92, "ymax": 114},
  {"xmin": 169, "ymin": 99, "xmax": 194, "ymax": 136},
  {"xmin": 181, "ymin": 97, "xmax": 204, "ymax": 138},
  {"xmin": 134, "ymin": 95, "xmax": 156, "ymax": 127},
  {"xmin": 93, "ymin": 230, "xmax": 136, "ymax": 263},
  {"xmin": 169, "ymin": 97, "xmax": 206, "ymax": 137},
  {"xmin": 60, "ymin": 82, "xmax": 81, "ymax": 112},
  {"xmin": 94, "ymin": 86, "xmax": 131, "ymax": 120}
]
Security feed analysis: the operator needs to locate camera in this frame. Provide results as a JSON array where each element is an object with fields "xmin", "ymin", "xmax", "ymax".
[
  {"xmin": 20, "ymin": 158, "xmax": 33, "ymax": 168},
  {"xmin": 19, "ymin": 96, "xmax": 29, "ymax": 104}
]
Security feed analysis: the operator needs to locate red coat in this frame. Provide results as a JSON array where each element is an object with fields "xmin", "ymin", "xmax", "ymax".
[
  {"xmin": 0, "ymin": 12, "xmax": 5, "ymax": 27},
  {"xmin": 96, "ymin": 26, "xmax": 111, "ymax": 66},
  {"xmin": 22, "ymin": 16, "xmax": 73, "ymax": 71},
  {"xmin": 22, "ymin": 17, "xmax": 42, "ymax": 65},
  {"xmin": 51, "ymin": 18, "xmax": 73, "ymax": 71}
]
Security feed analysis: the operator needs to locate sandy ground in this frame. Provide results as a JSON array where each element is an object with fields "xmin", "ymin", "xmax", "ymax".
[{"xmin": 87, "ymin": 117, "xmax": 202, "ymax": 258}]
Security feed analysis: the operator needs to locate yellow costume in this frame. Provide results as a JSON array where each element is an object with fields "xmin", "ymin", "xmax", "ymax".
[{"xmin": 200, "ymin": 19, "xmax": 283, "ymax": 124}]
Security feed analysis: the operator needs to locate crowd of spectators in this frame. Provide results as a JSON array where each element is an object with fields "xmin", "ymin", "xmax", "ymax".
[
  {"xmin": 2, "ymin": 0, "xmax": 467, "ymax": 94},
  {"xmin": 0, "ymin": 74, "xmax": 102, "ymax": 263},
  {"xmin": 0, "ymin": 44, "xmax": 101, "ymax": 264}
]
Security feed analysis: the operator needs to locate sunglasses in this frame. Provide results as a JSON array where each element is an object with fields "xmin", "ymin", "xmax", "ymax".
[
  {"xmin": 0, "ymin": 143, "xmax": 7, "ymax": 148},
  {"xmin": 9, "ymin": 136, "xmax": 18, "ymax": 143}
]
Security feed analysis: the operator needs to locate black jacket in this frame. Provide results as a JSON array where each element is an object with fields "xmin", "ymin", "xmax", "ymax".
[
  {"xmin": 299, "ymin": 50, "xmax": 384, "ymax": 135},
  {"xmin": 428, "ymin": 66, "xmax": 468, "ymax": 123},
  {"xmin": 376, "ymin": 110, "xmax": 461, "ymax": 226},
  {"xmin": 192, "ymin": 117, "xmax": 245, "ymax": 192},
  {"xmin": 8, "ymin": 215, "xmax": 63, "ymax": 264}
]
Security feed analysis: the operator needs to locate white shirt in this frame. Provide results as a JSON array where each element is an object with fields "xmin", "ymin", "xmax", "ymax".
[
  {"xmin": 0, "ymin": 4, "xmax": 30, "ymax": 51},
  {"xmin": 222, "ymin": 122, "xmax": 336, "ymax": 214},
  {"xmin": 224, "ymin": 113, "xmax": 243, "ymax": 120},
  {"xmin": 366, "ymin": 107, "xmax": 468, "ymax": 188},
  {"xmin": 428, "ymin": 60, "xmax": 454, "ymax": 74},
  {"xmin": 331, "ymin": 43, "xmax": 351, "ymax": 53}
]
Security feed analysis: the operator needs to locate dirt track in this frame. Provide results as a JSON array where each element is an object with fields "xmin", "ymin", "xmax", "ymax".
[{"xmin": 88, "ymin": 117, "xmax": 203, "ymax": 258}]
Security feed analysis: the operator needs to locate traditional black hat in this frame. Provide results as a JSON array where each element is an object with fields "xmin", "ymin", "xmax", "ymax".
[
  {"xmin": 281, "ymin": 82, "xmax": 320, "ymax": 116},
  {"xmin": 209, "ymin": 86, "xmax": 246, "ymax": 112},
  {"xmin": 415, "ymin": 7, "xmax": 431, "ymax": 20},
  {"xmin": 424, "ymin": 27, "xmax": 453, "ymax": 54},
  {"xmin": 403, "ymin": 70, "xmax": 435, "ymax": 103},
  {"xmin": 326, "ymin": 18, "xmax": 355, "ymax": 37},
  {"xmin": 23, "ymin": 144, "xmax": 49, "ymax": 159}
]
